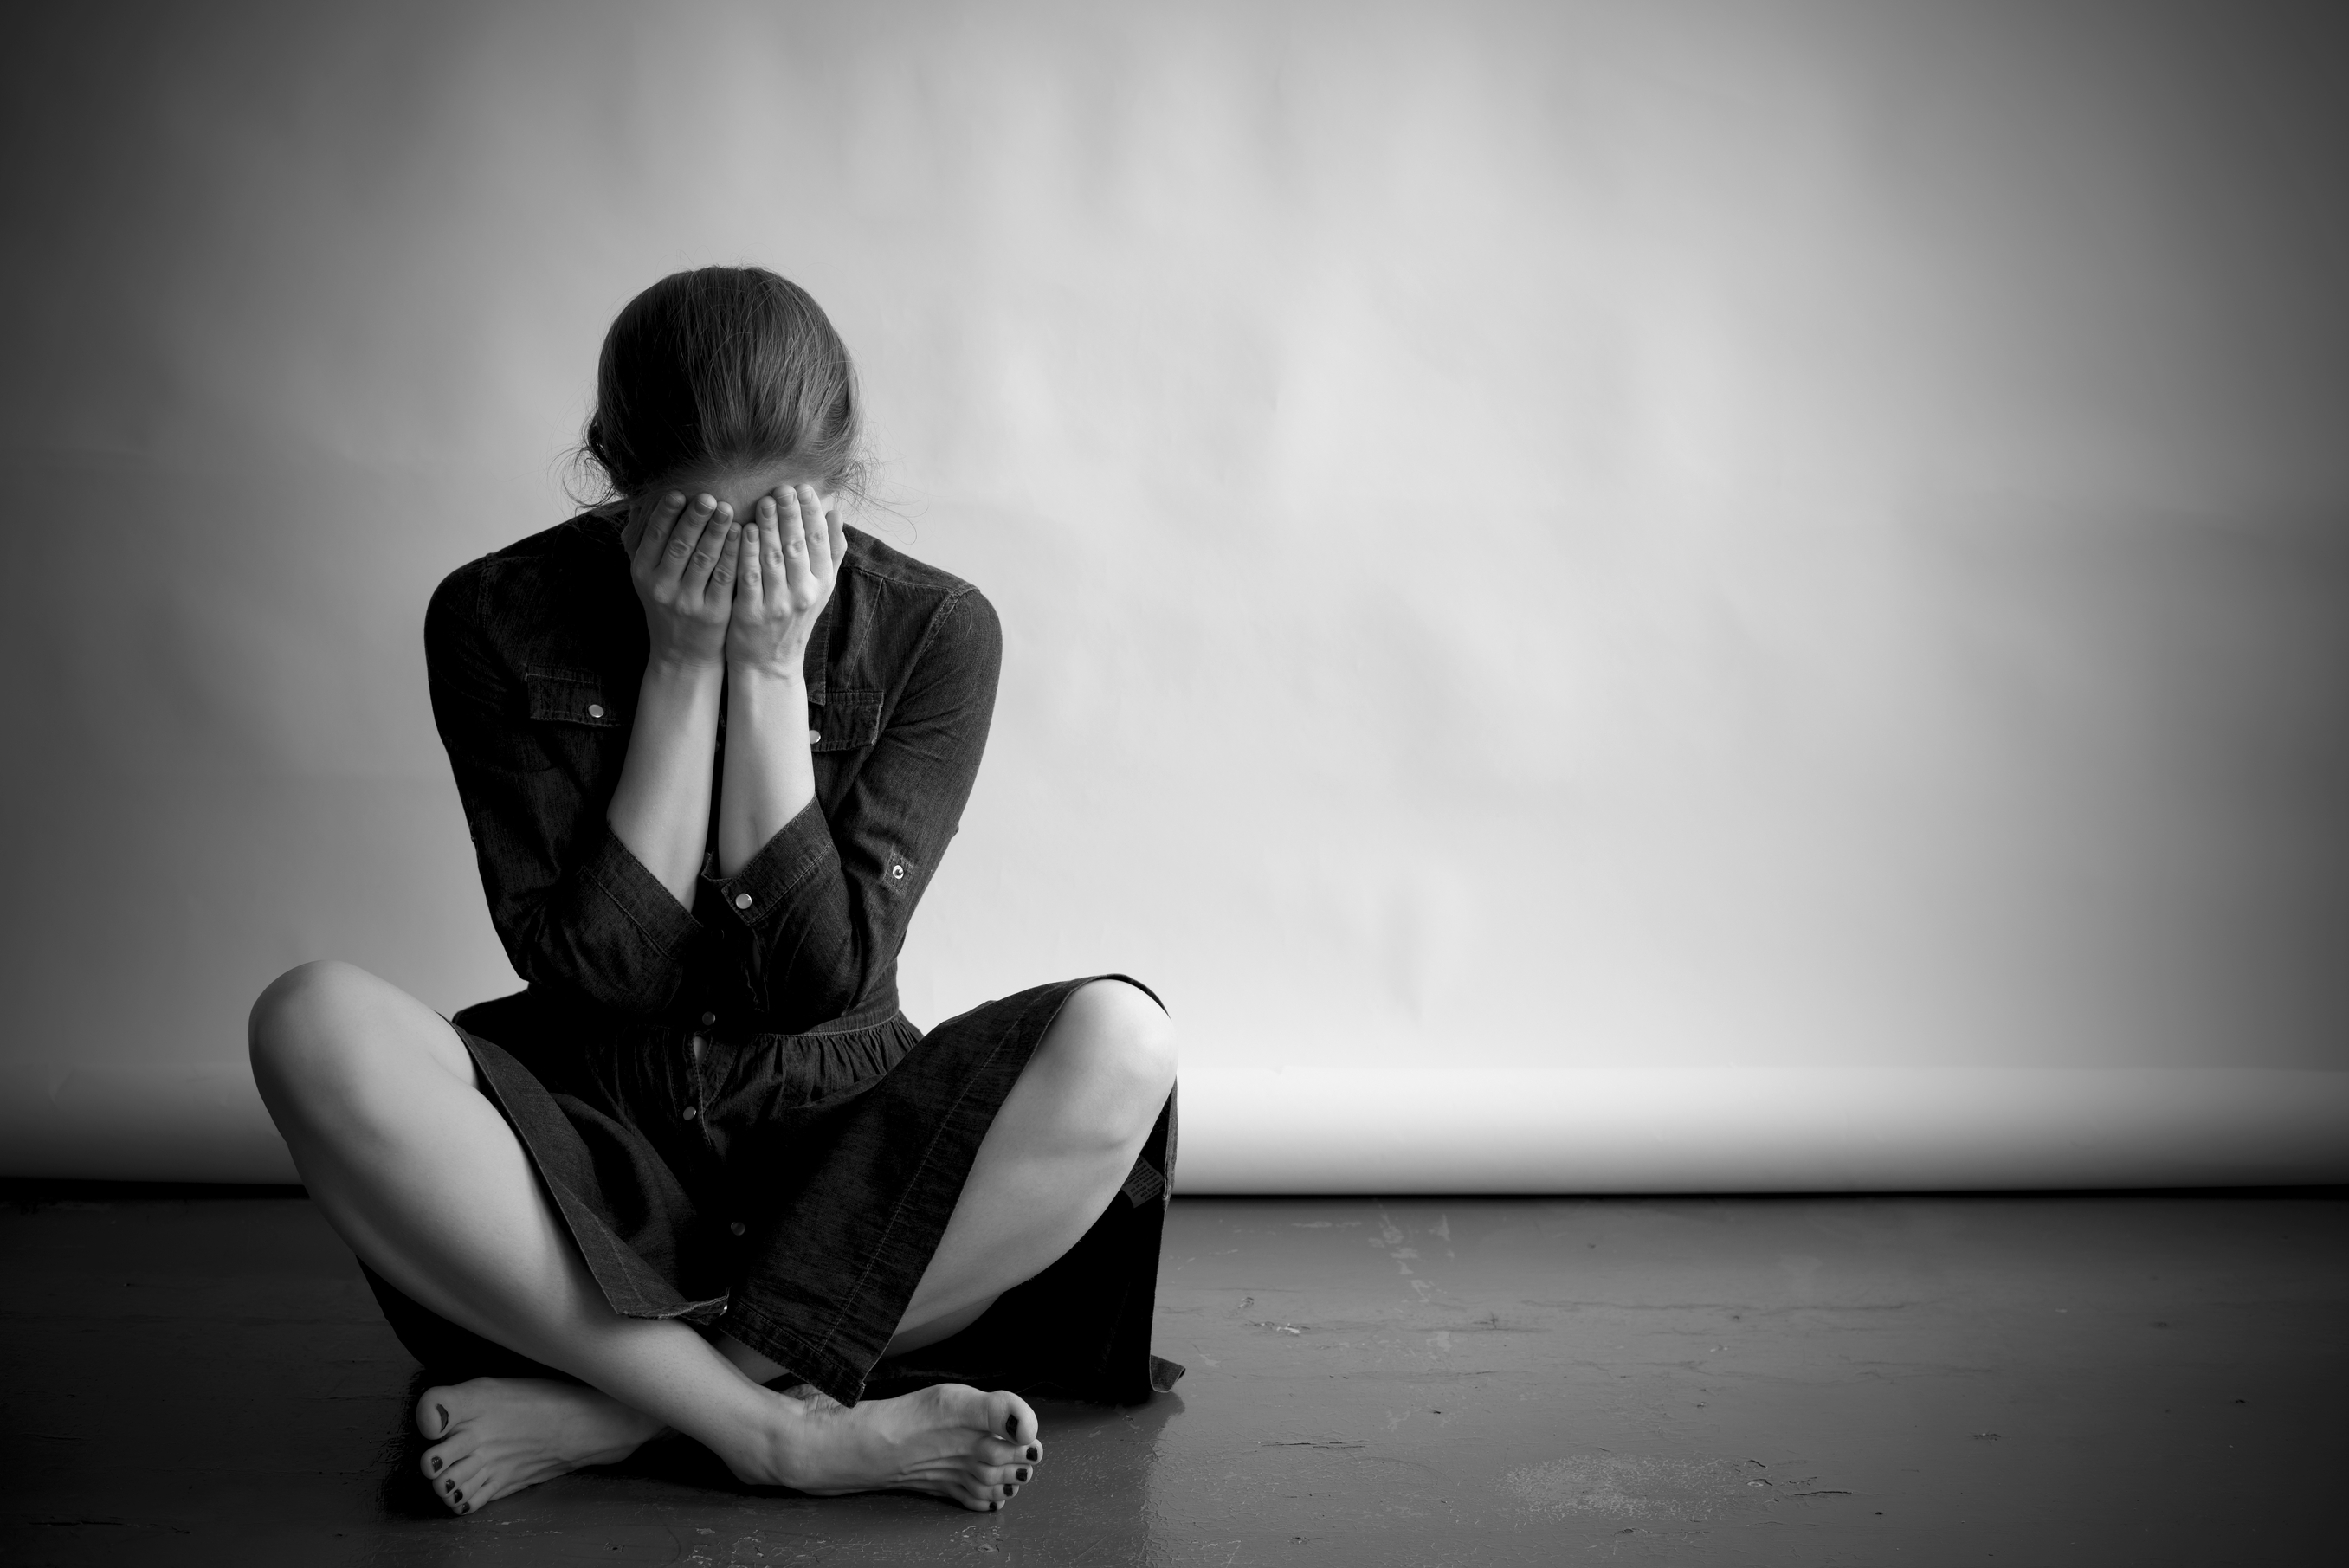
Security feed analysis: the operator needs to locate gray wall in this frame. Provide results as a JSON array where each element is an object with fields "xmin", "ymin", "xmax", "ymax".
[{"xmin": 4, "ymin": 1, "xmax": 2346, "ymax": 1183}]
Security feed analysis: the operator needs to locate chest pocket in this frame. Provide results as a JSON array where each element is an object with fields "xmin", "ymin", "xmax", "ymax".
[
  {"xmin": 523, "ymin": 666, "xmax": 625, "ymax": 777},
  {"xmin": 526, "ymin": 667, "xmax": 624, "ymax": 728},
  {"xmin": 810, "ymin": 687, "xmax": 883, "ymax": 752}
]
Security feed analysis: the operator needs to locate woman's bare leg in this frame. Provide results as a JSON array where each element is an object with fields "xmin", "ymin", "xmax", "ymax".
[{"xmin": 249, "ymin": 961, "xmax": 1036, "ymax": 1514}]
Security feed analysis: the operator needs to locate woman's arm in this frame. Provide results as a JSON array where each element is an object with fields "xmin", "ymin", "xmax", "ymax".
[
  {"xmin": 605, "ymin": 492, "xmax": 739, "ymax": 907},
  {"xmin": 710, "ymin": 484, "xmax": 1001, "ymax": 1027},
  {"xmin": 715, "ymin": 485, "xmax": 830, "ymax": 878}
]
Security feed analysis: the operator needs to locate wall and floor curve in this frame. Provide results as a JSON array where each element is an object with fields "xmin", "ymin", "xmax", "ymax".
[{"xmin": 5, "ymin": 0, "xmax": 2347, "ymax": 1189}]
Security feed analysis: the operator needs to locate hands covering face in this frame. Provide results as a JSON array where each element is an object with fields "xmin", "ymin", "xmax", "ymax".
[{"xmin": 624, "ymin": 484, "xmax": 843, "ymax": 674}]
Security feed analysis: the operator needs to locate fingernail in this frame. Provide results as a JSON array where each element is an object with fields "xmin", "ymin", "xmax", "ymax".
[{"xmin": 430, "ymin": 1457, "xmax": 442, "ymax": 1473}]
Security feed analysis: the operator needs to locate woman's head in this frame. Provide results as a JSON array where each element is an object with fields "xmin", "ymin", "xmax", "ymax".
[{"xmin": 582, "ymin": 267, "xmax": 865, "ymax": 509}]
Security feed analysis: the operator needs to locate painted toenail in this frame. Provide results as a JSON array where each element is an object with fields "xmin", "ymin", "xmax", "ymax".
[
  {"xmin": 436, "ymin": 1403, "xmax": 449, "ymax": 1430},
  {"xmin": 1026, "ymin": 1445, "xmax": 1040, "ymax": 1461},
  {"xmin": 430, "ymin": 1457, "xmax": 442, "ymax": 1473},
  {"xmin": 450, "ymin": 1489, "xmax": 462, "ymax": 1502}
]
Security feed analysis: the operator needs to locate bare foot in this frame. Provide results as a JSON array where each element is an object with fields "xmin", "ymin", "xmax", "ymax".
[
  {"xmin": 416, "ymin": 1378, "xmax": 663, "ymax": 1514},
  {"xmin": 730, "ymin": 1383, "xmax": 1044, "ymax": 1513}
]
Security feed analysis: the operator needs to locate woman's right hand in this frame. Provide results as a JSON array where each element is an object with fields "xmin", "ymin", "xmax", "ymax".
[{"xmin": 624, "ymin": 491, "xmax": 740, "ymax": 668}]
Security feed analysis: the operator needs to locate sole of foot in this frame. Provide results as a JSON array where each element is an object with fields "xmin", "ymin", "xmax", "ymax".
[
  {"xmin": 739, "ymin": 1382, "xmax": 1045, "ymax": 1513},
  {"xmin": 416, "ymin": 1377, "xmax": 662, "ymax": 1515}
]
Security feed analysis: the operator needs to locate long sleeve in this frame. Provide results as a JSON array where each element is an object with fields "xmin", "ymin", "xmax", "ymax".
[
  {"xmin": 706, "ymin": 587, "xmax": 1001, "ymax": 1024},
  {"xmin": 424, "ymin": 563, "xmax": 701, "ymax": 1015}
]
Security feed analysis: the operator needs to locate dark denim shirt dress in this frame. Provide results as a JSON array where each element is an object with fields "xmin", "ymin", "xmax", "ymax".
[
  {"xmin": 424, "ymin": 509, "xmax": 997, "ymax": 1039},
  {"xmin": 404, "ymin": 511, "xmax": 1179, "ymax": 1405}
]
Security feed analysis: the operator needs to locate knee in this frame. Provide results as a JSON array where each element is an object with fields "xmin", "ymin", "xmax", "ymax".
[
  {"xmin": 1042, "ymin": 980, "xmax": 1178, "ymax": 1139},
  {"xmin": 248, "ymin": 959, "xmax": 380, "ymax": 1097}
]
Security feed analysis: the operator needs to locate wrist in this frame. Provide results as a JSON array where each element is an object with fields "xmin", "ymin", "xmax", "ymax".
[
  {"xmin": 726, "ymin": 653, "xmax": 810, "ymax": 687},
  {"xmin": 645, "ymin": 650, "xmax": 726, "ymax": 680}
]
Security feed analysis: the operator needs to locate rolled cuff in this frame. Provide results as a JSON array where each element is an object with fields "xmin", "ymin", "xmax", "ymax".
[
  {"xmin": 709, "ymin": 795, "xmax": 838, "ymax": 929},
  {"xmin": 578, "ymin": 820, "xmax": 703, "ymax": 959}
]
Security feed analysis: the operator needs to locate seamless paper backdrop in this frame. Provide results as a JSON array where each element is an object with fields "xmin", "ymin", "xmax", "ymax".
[{"xmin": 4, "ymin": 0, "xmax": 2346, "ymax": 1186}]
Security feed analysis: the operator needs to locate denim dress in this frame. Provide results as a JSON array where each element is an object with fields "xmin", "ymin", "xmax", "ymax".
[{"xmin": 368, "ymin": 511, "xmax": 1179, "ymax": 1406}]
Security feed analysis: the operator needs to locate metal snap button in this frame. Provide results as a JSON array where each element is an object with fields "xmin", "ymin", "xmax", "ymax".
[
  {"xmin": 891, "ymin": 864, "xmax": 905, "ymax": 879},
  {"xmin": 700, "ymin": 1010, "xmax": 717, "ymax": 1026},
  {"xmin": 682, "ymin": 1106, "xmax": 699, "ymax": 1120},
  {"xmin": 734, "ymin": 893, "xmax": 753, "ymax": 909},
  {"xmin": 587, "ymin": 703, "xmax": 604, "ymax": 719},
  {"xmin": 806, "ymin": 728, "xmax": 822, "ymax": 744},
  {"xmin": 729, "ymin": 1221, "xmax": 747, "ymax": 1236}
]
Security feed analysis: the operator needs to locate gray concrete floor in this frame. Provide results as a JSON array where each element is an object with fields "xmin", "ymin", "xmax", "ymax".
[{"xmin": 2, "ymin": 1187, "xmax": 2343, "ymax": 1565}]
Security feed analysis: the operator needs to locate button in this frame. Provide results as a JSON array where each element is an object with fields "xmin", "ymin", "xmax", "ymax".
[
  {"xmin": 734, "ymin": 893, "xmax": 753, "ymax": 909},
  {"xmin": 716, "ymin": 1302, "xmax": 728, "ymax": 1317},
  {"xmin": 700, "ymin": 1010, "xmax": 717, "ymax": 1026},
  {"xmin": 728, "ymin": 1221, "xmax": 747, "ymax": 1236},
  {"xmin": 890, "ymin": 864, "xmax": 906, "ymax": 880},
  {"xmin": 587, "ymin": 703, "xmax": 604, "ymax": 719},
  {"xmin": 806, "ymin": 728, "xmax": 822, "ymax": 744},
  {"xmin": 681, "ymin": 1105, "xmax": 699, "ymax": 1120}
]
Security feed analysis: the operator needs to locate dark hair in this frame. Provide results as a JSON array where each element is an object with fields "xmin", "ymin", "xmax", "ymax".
[{"xmin": 580, "ymin": 267, "xmax": 865, "ymax": 502}]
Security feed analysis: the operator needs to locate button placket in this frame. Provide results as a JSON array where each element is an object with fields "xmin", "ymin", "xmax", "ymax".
[{"xmin": 684, "ymin": 1032, "xmax": 711, "ymax": 1130}]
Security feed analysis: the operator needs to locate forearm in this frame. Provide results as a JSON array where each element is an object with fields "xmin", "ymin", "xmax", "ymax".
[
  {"xmin": 718, "ymin": 662, "xmax": 817, "ymax": 877},
  {"xmin": 605, "ymin": 657, "xmax": 725, "ymax": 908}
]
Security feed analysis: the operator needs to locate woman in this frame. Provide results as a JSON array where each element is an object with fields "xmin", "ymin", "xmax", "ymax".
[{"xmin": 248, "ymin": 267, "xmax": 1180, "ymax": 1517}]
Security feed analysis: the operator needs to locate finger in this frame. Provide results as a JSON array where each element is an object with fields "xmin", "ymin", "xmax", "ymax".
[
  {"xmin": 826, "ymin": 493, "xmax": 848, "ymax": 569},
  {"xmin": 780, "ymin": 486, "xmax": 814, "ymax": 603},
  {"xmin": 631, "ymin": 492, "xmax": 687, "ymax": 577},
  {"xmin": 757, "ymin": 495, "xmax": 786, "ymax": 610},
  {"xmin": 658, "ymin": 494, "xmax": 719, "ymax": 589},
  {"xmin": 736, "ymin": 499, "xmax": 766, "ymax": 610},
  {"xmin": 684, "ymin": 506, "xmax": 736, "ymax": 601},
  {"xmin": 801, "ymin": 484, "xmax": 836, "ymax": 580},
  {"xmin": 715, "ymin": 513, "xmax": 748, "ymax": 602}
]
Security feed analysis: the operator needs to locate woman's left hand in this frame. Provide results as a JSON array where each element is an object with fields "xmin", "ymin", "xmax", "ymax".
[{"xmin": 726, "ymin": 482, "xmax": 844, "ymax": 677}]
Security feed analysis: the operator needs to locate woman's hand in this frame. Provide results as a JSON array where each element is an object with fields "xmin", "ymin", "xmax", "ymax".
[
  {"xmin": 625, "ymin": 492, "xmax": 740, "ymax": 669},
  {"xmin": 726, "ymin": 483, "xmax": 844, "ymax": 677}
]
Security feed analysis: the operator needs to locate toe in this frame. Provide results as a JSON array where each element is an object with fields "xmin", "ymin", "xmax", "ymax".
[
  {"xmin": 419, "ymin": 1436, "xmax": 467, "ymax": 1483},
  {"xmin": 416, "ymin": 1384, "xmax": 464, "ymax": 1440},
  {"xmin": 952, "ymin": 1479, "xmax": 1010, "ymax": 1512},
  {"xmin": 982, "ymin": 1390, "xmax": 1039, "ymax": 1447},
  {"xmin": 972, "ymin": 1436, "xmax": 1030, "ymax": 1468},
  {"xmin": 435, "ymin": 1451, "xmax": 493, "ymax": 1513}
]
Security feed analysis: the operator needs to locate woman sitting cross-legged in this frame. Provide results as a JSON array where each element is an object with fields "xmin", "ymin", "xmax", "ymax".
[{"xmin": 248, "ymin": 266, "xmax": 1180, "ymax": 1517}]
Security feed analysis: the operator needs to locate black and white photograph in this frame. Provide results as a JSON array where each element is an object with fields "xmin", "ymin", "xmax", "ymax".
[{"xmin": 3, "ymin": 1, "xmax": 2345, "ymax": 1561}]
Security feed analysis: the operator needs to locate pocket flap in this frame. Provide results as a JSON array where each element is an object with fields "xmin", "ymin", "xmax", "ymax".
[
  {"xmin": 525, "ymin": 667, "xmax": 622, "ymax": 727},
  {"xmin": 812, "ymin": 688, "xmax": 882, "ymax": 751}
]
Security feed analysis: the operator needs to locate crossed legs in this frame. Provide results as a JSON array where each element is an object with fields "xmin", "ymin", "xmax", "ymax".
[{"xmin": 248, "ymin": 963, "xmax": 1174, "ymax": 1514}]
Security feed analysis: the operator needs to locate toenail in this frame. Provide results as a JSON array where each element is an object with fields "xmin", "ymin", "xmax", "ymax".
[
  {"xmin": 430, "ymin": 1457, "xmax": 442, "ymax": 1473},
  {"xmin": 450, "ymin": 1489, "xmax": 463, "ymax": 1503},
  {"xmin": 1026, "ymin": 1445, "xmax": 1040, "ymax": 1461},
  {"xmin": 436, "ymin": 1403, "xmax": 449, "ymax": 1430},
  {"xmin": 1016, "ymin": 1468, "xmax": 1030, "ymax": 1481},
  {"xmin": 1007, "ymin": 1485, "xmax": 1019, "ymax": 1496}
]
